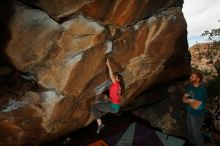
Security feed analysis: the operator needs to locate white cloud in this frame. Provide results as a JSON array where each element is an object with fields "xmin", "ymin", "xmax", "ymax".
[{"xmin": 183, "ymin": 0, "xmax": 220, "ymax": 46}]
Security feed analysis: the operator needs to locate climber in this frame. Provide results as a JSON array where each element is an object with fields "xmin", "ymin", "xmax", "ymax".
[{"xmin": 91, "ymin": 58, "xmax": 125, "ymax": 134}]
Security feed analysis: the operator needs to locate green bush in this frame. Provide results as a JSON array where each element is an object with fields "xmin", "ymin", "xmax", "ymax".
[
  {"xmin": 202, "ymin": 69, "xmax": 213, "ymax": 76},
  {"xmin": 206, "ymin": 75, "xmax": 220, "ymax": 98}
]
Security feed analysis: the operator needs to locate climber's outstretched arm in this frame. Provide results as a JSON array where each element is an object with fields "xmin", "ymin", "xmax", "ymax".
[{"xmin": 106, "ymin": 59, "xmax": 116, "ymax": 83}]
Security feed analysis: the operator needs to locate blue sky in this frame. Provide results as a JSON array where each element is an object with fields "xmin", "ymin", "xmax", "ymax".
[{"xmin": 182, "ymin": 0, "xmax": 220, "ymax": 47}]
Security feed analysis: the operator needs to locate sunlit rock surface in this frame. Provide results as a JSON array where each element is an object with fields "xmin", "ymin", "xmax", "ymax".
[{"xmin": 0, "ymin": 0, "xmax": 190, "ymax": 145}]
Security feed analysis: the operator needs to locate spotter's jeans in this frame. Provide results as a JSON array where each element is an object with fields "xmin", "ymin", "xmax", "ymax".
[{"xmin": 187, "ymin": 113, "xmax": 204, "ymax": 146}]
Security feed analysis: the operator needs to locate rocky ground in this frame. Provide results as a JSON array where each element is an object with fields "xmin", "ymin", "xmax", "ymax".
[{"xmin": 41, "ymin": 112, "xmax": 220, "ymax": 146}]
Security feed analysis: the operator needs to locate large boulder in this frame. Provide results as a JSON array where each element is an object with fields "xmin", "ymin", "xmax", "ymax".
[{"xmin": 0, "ymin": 0, "xmax": 190, "ymax": 145}]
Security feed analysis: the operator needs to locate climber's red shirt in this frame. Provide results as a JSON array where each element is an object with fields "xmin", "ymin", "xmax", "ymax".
[{"xmin": 109, "ymin": 82, "xmax": 121, "ymax": 104}]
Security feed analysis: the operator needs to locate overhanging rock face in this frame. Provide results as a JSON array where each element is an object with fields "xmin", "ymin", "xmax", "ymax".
[
  {"xmin": 0, "ymin": 0, "xmax": 190, "ymax": 145},
  {"xmin": 19, "ymin": 0, "xmax": 183, "ymax": 25}
]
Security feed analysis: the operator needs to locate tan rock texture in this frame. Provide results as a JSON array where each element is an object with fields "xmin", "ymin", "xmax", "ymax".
[{"xmin": 0, "ymin": 0, "xmax": 190, "ymax": 145}]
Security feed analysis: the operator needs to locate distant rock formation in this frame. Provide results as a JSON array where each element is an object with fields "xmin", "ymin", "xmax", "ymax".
[
  {"xmin": 0, "ymin": 0, "xmax": 190, "ymax": 145},
  {"xmin": 189, "ymin": 43, "xmax": 217, "ymax": 74}
]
